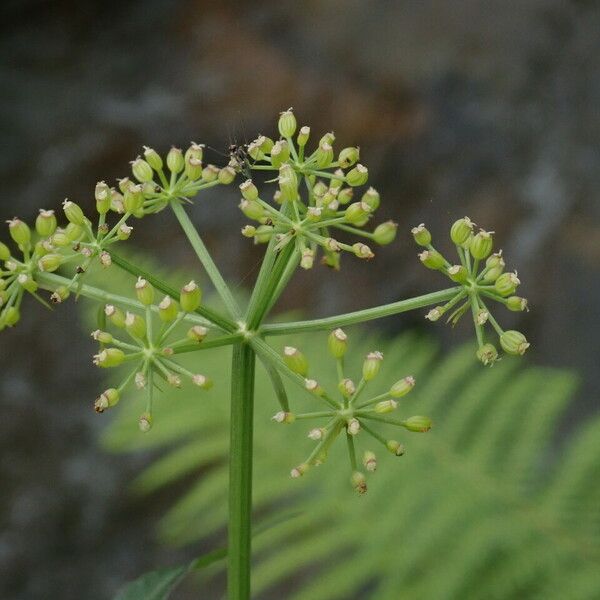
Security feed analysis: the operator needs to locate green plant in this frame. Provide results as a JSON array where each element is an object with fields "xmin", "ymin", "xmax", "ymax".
[{"xmin": 0, "ymin": 110, "xmax": 531, "ymax": 599}]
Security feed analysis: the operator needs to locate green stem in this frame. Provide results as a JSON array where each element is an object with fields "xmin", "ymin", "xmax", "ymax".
[
  {"xmin": 260, "ymin": 287, "xmax": 461, "ymax": 335},
  {"xmin": 171, "ymin": 200, "xmax": 241, "ymax": 319},
  {"xmin": 228, "ymin": 342, "xmax": 255, "ymax": 600}
]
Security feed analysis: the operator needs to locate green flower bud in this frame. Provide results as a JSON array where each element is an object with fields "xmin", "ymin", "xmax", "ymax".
[
  {"xmin": 62, "ymin": 200, "xmax": 86, "ymax": 226},
  {"xmin": 239, "ymin": 179, "xmax": 258, "ymax": 201},
  {"xmin": 403, "ymin": 415, "xmax": 432, "ymax": 433},
  {"xmin": 283, "ymin": 346, "xmax": 308, "ymax": 376},
  {"xmin": 361, "ymin": 187, "xmax": 380, "ymax": 211},
  {"xmin": 362, "ymin": 450, "xmax": 377, "ymax": 472},
  {"xmin": 315, "ymin": 141, "xmax": 334, "ymax": 169},
  {"xmin": 447, "ymin": 264, "xmax": 469, "ymax": 283},
  {"xmin": 3, "ymin": 306, "xmax": 20, "ymax": 327},
  {"xmin": 500, "ymin": 330, "xmax": 530, "ymax": 356},
  {"xmin": 320, "ymin": 132, "xmax": 335, "ymax": 145},
  {"xmin": 338, "ymin": 146, "xmax": 360, "ymax": 168},
  {"xmin": 241, "ymin": 225, "xmax": 256, "ymax": 238},
  {"xmin": 37, "ymin": 253, "xmax": 63, "ymax": 273},
  {"xmin": 50, "ymin": 286, "xmax": 70, "ymax": 303},
  {"xmin": 35, "ymin": 209, "xmax": 57, "ymax": 238},
  {"xmin": 117, "ymin": 224, "xmax": 133, "ymax": 241},
  {"xmin": 362, "ymin": 350, "xmax": 383, "ymax": 381},
  {"xmin": 345, "ymin": 201, "xmax": 371, "ymax": 226},
  {"xmin": 91, "ymin": 329, "xmax": 113, "ymax": 344},
  {"xmin": 351, "ymin": 471, "xmax": 367, "ymax": 494},
  {"xmin": 469, "ymin": 230, "xmax": 494, "ymax": 260},
  {"xmin": 180, "ymin": 280, "xmax": 202, "ymax": 312},
  {"xmin": 297, "ymin": 125, "xmax": 310, "ymax": 147},
  {"xmin": 272, "ymin": 411, "xmax": 296, "ymax": 424},
  {"xmin": 166, "ymin": 147, "xmax": 184, "ymax": 173},
  {"xmin": 339, "ymin": 378, "xmax": 356, "ymax": 398},
  {"xmin": 337, "ymin": 187, "xmax": 354, "ymax": 205},
  {"xmin": 300, "ymin": 248, "xmax": 315, "ymax": 269},
  {"xmin": 390, "ymin": 375, "xmax": 415, "ymax": 398},
  {"xmin": 290, "ymin": 463, "xmax": 309, "ymax": 478},
  {"xmin": 373, "ymin": 221, "xmax": 398, "ymax": 245},
  {"xmin": 17, "ymin": 274, "xmax": 37, "ymax": 293},
  {"xmin": 482, "ymin": 252, "xmax": 505, "ymax": 283},
  {"xmin": 218, "ymin": 166, "xmax": 236, "ymax": 184},
  {"xmin": 159, "ymin": 296, "xmax": 179, "ymax": 322},
  {"xmin": 0, "ymin": 242, "xmax": 10, "ymax": 261},
  {"xmin": 185, "ymin": 142, "xmax": 204, "ymax": 165},
  {"xmin": 304, "ymin": 378, "xmax": 324, "ymax": 396},
  {"xmin": 386, "ymin": 440, "xmax": 405, "ymax": 456},
  {"xmin": 125, "ymin": 312, "xmax": 146, "ymax": 339},
  {"xmin": 254, "ymin": 225, "xmax": 273, "ymax": 244},
  {"xmin": 495, "ymin": 272, "xmax": 520, "ymax": 297},
  {"xmin": 411, "ymin": 223, "xmax": 431, "ymax": 246},
  {"xmin": 138, "ymin": 412, "xmax": 153, "ymax": 432},
  {"xmin": 270, "ymin": 140, "xmax": 290, "ymax": 168},
  {"xmin": 202, "ymin": 164, "xmax": 220, "ymax": 182},
  {"xmin": 185, "ymin": 156, "xmax": 203, "ymax": 180},
  {"xmin": 312, "ymin": 181, "xmax": 328, "ymax": 198},
  {"xmin": 187, "ymin": 325, "xmax": 208, "ymax": 342},
  {"xmin": 477, "ymin": 343, "xmax": 499, "ymax": 366},
  {"xmin": 131, "ymin": 157, "xmax": 154, "ymax": 183},
  {"xmin": 94, "ymin": 388, "xmax": 120, "ymax": 412},
  {"xmin": 328, "ymin": 328, "xmax": 348, "ymax": 358},
  {"xmin": 143, "ymin": 146, "xmax": 163, "ymax": 171},
  {"xmin": 306, "ymin": 207, "xmax": 322, "ymax": 222},
  {"xmin": 95, "ymin": 181, "xmax": 112, "ymax": 214},
  {"xmin": 375, "ymin": 399, "xmax": 398, "ymax": 414},
  {"xmin": 418, "ymin": 249, "xmax": 445, "ymax": 270},
  {"xmin": 347, "ymin": 417, "xmax": 361, "ymax": 435},
  {"xmin": 110, "ymin": 189, "xmax": 125, "ymax": 214},
  {"xmin": 7, "ymin": 218, "xmax": 31, "ymax": 248},
  {"xmin": 65, "ymin": 222, "xmax": 84, "ymax": 242},
  {"xmin": 279, "ymin": 164, "xmax": 299, "ymax": 201},
  {"xmin": 450, "ymin": 217, "xmax": 475, "ymax": 246},
  {"xmin": 118, "ymin": 177, "xmax": 132, "ymax": 194},
  {"xmin": 346, "ymin": 164, "xmax": 368, "ymax": 187},
  {"xmin": 239, "ymin": 199, "xmax": 265, "ymax": 221},
  {"xmin": 192, "ymin": 374, "xmax": 213, "ymax": 390},
  {"xmin": 278, "ymin": 108, "xmax": 297, "ymax": 138},
  {"xmin": 93, "ymin": 347, "xmax": 125, "ymax": 368},
  {"xmin": 135, "ymin": 277, "xmax": 154, "ymax": 305},
  {"xmin": 507, "ymin": 296, "xmax": 528, "ymax": 312},
  {"xmin": 105, "ymin": 304, "xmax": 126, "ymax": 328},
  {"xmin": 123, "ymin": 184, "xmax": 144, "ymax": 213},
  {"xmin": 353, "ymin": 243, "xmax": 374, "ymax": 259},
  {"xmin": 425, "ymin": 307, "xmax": 443, "ymax": 322}
]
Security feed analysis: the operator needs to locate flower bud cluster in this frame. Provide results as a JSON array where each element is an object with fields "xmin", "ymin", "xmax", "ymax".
[
  {"xmin": 273, "ymin": 329, "xmax": 430, "ymax": 493},
  {"xmin": 91, "ymin": 278, "xmax": 213, "ymax": 431},
  {"xmin": 413, "ymin": 218, "xmax": 530, "ymax": 365},
  {"xmin": 238, "ymin": 109, "xmax": 397, "ymax": 269}
]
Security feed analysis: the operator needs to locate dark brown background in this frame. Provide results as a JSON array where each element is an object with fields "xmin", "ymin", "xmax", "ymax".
[{"xmin": 1, "ymin": 1, "xmax": 599, "ymax": 598}]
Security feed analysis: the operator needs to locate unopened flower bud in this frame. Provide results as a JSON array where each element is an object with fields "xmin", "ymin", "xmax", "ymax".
[
  {"xmin": 125, "ymin": 312, "xmax": 146, "ymax": 339},
  {"xmin": 363, "ymin": 351, "xmax": 383, "ymax": 381},
  {"xmin": 363, "ymin": 451, "xmax": 377, "ymax": 472},
  {"xmin": 105, "ymin": 304, "xmax": 126, "ymax": 328},
  {"xmin": 117, "ymin": 224, "xmax": 133, "ymax": 241},
  {"xmin": 134, "ymin": 372, "xmax": 147, "ymax": 389},
  {"xmin": 123, "ymin": 184, "xmax": 143, "ymax": 213},
  {"xmin": 239, "ymin": 199, "xmax": 265, "ymax": 221},
  {"xmin": 346, "ymin": 164, "xmax": 368, "ymax": 187},
  {"xmin": 297, "ymin": 125, "xmax": 310, "ymax": 147},
  {"xmin": 300, "ymin": 249, "xmax": 315, "ymax": 270},
  {"xmin": 185, "ymin": 156, "xmax": 203, "ymax": 180},
  {"xmin": 7, "ymin": 218, "xmax": 31, "ymax": 247},
  {"xmin": 278, "ymin": 164, "xmax": 299, "ymax": 201},
  {"xmin": 180, "ymin": 280, "xmax": 202, "ymax": 312},
  {"xmin": 135, "ymin": 277, "xmax": 154, "ymax": 305},
  {"xmin": 94, "ymin": 388, "xmax": 120, "ymax": 412},
  {"xmin": 353, "ymin": 243, "xmax": 374, "ymax": 259},
  {"xmin": 91, "ymin": 329, "xmax": 113, "ymax": 344},
  {"xmin": 345, "ymin": 201, "xmax": 371, "ymax": 226},
  {"xmin": 35, "ymin": 209, "xmax": 57, "ymax": 238},
  {"xmin": 131, "ymin": 157, "xmax": 154, "ymax": 183},
  {"xmin": 166, "ymin": 147, "xmax": 184, "ymax": 173},
  {"xmin": 143, "ymin": 146, "xmax": 163, "ymax": 171},
  {"xmin": 167, "ymin": 373, "xmax": 182, "ymax": 387},
  {"xmin": 375, "ymin": 399, "xmax": 398, "ymax": 414},
  {"xmin": 495, "ymin": 272, "xmax": 520, "ymax": 297},
  {"xmin": 386, "ymin": 440, "xmax": 405, "ymax": 456},
  {"xmin": 447, "ymin": 264, "xmax": 468, "ymax": 283},
  {"xmin": 308, "ymin": 428, "xmax": 325, "ymax": 441},
  {"xmin": 37, "ymin": 253, "xmax": 63, "ymax": 273},
  {"xmin": 159, "ymin": 296, "xmax": 179, "ymax": 322},
  {"xmin": 18, "ymin": 273, "xmax": 37, "ymax": 293},
  {"xmin": 278, "ymin": 108, "xmax": 297, "ymax": 138},
  {"xmin": 239, "ymin": 179, "xmax": 258, "ymax": 201},
  {"xmin": 425, "ymin": 307, "xmax": 443, "ymax": 322},
  {"xmin": 337, "ymin": 187, "xmax": 354, "ymax": 205},
  {"xmin": 328, "ymin": 328, "xmax": 347, "ymax": 358},
  {"xmin": 272, "ymin": 411, "xmax": 295, "ymax": 424},
  {"xmin": 477, "ymin": 343, "xmax": 499, "ymax": 366},
  {"xmin": 192, "ymin": 374, "xmax": 213, "ymax": 389},
  {"xmin": 316, "ymin": 141, "xmax": 334, "ymax": 168},
  {"xmin": 270, "ymin": 140, "xmax": 290, "ymax": 168},
  {"xmin": 138, "ymin": 412, "xmax": 153, "ymax": 432},
  {"xmin": 419, "ymin": 249, "xmax": 445, "ymax": 270},
  {"xmin": 95, "ymin": 181, "xmax": 111, "ymax": 214},
  {"xmin": 50, "ymin": 286, "xmax": 70, "ymax": 303},
  {"xmin": 450, "ymin": 217, "xmax": 475, "ymax": 246},
  {"xmin": 290, "ymin": 463, "xmax": 309, "ymax": 478},
  {"xmin": 411, "ymin": 224, "xmax": 431, "ymax": 246},
  {"xmin": 339, "ymin": 378, "xmax": 356, "ymax": 398},
  {"xmin": 65, "ymin": 223, "xmax": 84, "ymax": 242},
  {"xmin": 62, "ymin": 200, "xmax": 86, "ymax": 226},
  {"xmin": 218, "ymin": 166, "xmax": 236, "ymax": 184},
  {"xmin": 390, "ymin": 375, "xmax": 415, "ymax": 398},
  {"xmin": 373, "ymin": 221, "xmax": 397, "ymax": 245},
  {"xmin": 283, "ymin": 346, "xmax": 308, "ymax": 376},
  {"xmin": 507, "ymin": 296, "xmax": 528, "ymax": 312},
  {"xmin": 338, "ymin": 146, "xmax": 360, "ymax": 168},
  {"xmin": 3, "ymin": 306, "xmax": 20, "ymax": 326},
  {"xmin": 187, "ymin": 325, "xmax": 208, "ymax": 342},
  {"xmin": 99, "ymin": 251, "xmax": 112, "ymax": 268},
  {"xmin": 403, "ymin": 415, "xmax": 432, "ymax": 432},
  {"xmin": 202, "ymin": 164, "xmax": 220, "ymax": 182},
  {"xmin": 476, "ymin": 308, "xmax": 489, "ymax": 325},
  {"xmin": 93, "ymin": 347, "xmax": 125, "ymax": 368},
  {"xmin": 304, "ymin": 378, "xmax": 324, "ymax": 396},
  {"xmin": 469, "ymin": 230, "xmax": 494, "ymax": 259},
  {"xmin": 482, "ymin": 253, "xmax": 505, "ymax": 283},
  {"xmin": 0, "ymin": 242, "xmax": 10, "ymax": 261},
  {"xmin": 351, "ymin": 471, "xmax": 367, "ymax": 494},
  {"xmin": 500, "ymin": 330, "xmax": 530, "ymax": 356},
  {"xmin": 241, "ymin": 225, "xmax": 256, "ymax": 238},
  {"xmin": 347, "ymin": 418, "xmax": 361, "ymax": 435}
]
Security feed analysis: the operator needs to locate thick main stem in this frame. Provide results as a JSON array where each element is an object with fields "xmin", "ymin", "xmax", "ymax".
[{"xmin": 228, "ymin": 342, "xmax": 256, "ymax": 600}]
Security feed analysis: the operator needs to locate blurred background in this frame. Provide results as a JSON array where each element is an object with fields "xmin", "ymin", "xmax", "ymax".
[{"xmin": 1, "ymin": 0, "xmax": 599, "ymax": 598}]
